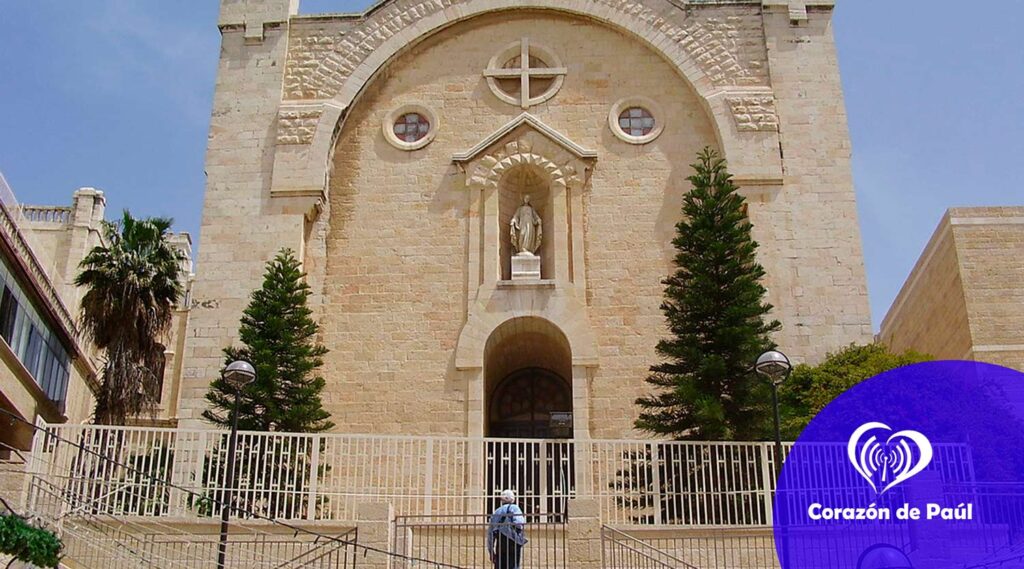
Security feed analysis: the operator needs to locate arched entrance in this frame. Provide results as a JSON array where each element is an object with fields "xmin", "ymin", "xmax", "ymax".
[
  {"xmin": 489, "ymin": 367, "xmax": 571, "ymax": 438},
  {"xmin": 484, "ymin": 317, "xmax": 573, "ymax": 438},
  {"xmin": 483, "ymin": 317, "xmax": 575, "ymax": 514}
]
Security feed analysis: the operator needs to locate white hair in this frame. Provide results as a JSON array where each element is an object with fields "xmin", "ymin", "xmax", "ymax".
[{"xmin": 500, "ymin": 489, "xmax": 516, "ymax": 503}]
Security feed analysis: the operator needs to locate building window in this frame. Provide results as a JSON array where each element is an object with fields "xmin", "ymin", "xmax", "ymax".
[
  {"xmin": 392, "ymin": 113, "xmax": 430, "ymax": 143},
  {"xmin": 383, "ymin": 104, "xmax": 438, "ymax": 151},
  {"xmin": 483, "ymin": 38, "xmax": 566, "ymax": 109},
  {"xmin": 154, "ymin": 345, "xmax": 167, "ymax": 403},
  {"xmin": 0, "ymin": 258, "xmax": 71, "ymax": 411},
  {"xmin": 609, "ymin": 96, "xmax": 665, "ymax": 144},
  {"xmin": 618, "ymin": 107, "xmax": 655, "ymax": 137}
]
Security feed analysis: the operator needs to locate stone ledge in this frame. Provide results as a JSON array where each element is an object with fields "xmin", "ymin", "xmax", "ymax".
[{"xmin": 496, "ymin": 279, "xmax": 556, "ymax": 289}]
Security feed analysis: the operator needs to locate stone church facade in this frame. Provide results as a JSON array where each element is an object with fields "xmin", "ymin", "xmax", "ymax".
[{"xmin": 177, "ymin": 0, "xmax": 872, "ymax": 439}]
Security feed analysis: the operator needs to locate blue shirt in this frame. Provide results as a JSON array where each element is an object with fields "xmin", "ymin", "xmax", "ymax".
[{"xmin": 486, "ymin": 503, "xmax": 527, "ymax": 550}]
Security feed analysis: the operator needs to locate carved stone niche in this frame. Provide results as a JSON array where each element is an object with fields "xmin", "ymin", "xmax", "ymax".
[
  {"xmin": 504, "ymin": 173, "xmax": 548, "ymax": 280},
  {"xmin": 453, "ymin": 113, "xmax": 595, "ymax": 293}
]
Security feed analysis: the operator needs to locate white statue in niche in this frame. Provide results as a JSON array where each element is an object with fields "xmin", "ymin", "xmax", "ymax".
[{"xmin": 510, "ymin": 194, "xmax": 542, "ymax": 255}]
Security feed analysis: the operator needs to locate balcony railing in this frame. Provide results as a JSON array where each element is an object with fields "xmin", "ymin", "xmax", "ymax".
[
  {"xmin": 28, "ymin": 421, "xmax": 976, "ymax": 527},
  {"xmin": 19, "ymin": 205, "xmax": 72, "ymax": 225}
]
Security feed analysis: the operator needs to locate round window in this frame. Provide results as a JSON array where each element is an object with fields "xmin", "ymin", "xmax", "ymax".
[
  {"xmin": 393, "ymin": 112, "xmax": 430, "ymax": 143},
  {"xmin": 609, "ymin": 97, "xmax": 664, "ymax": 144},
  {"xmin": 618, "ymin": 107, "xmax": 655, "ymax": 137},
  {"xmin": 382, "ymin": 105, "xmax": 438, "ymax": 151},
  {"xmin": 483, "ymin": 39, "xmax": 566, "ymax": 109}
]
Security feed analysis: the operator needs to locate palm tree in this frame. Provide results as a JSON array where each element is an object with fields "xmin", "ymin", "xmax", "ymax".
[{"xmin": 75, "ymin": 211, "xmax": 184, "ymax": 425}]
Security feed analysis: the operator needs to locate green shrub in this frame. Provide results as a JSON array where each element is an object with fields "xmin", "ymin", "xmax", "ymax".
[{"xmin": 0, "ymin": 514, "xmax": 62, "ymax": 568}]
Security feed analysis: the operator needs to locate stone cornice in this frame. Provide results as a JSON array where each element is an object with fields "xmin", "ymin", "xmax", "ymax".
[
  {"xmin": 292, "ymin": 0, "xmax": 764, "ymax": 22},
  {"xmin": 452, "ymin": 113, "xmax": 597, "ymax": 163}
]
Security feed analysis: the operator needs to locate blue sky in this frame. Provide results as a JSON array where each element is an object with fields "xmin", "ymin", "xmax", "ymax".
[{"xmin": 1, "ymin": 1, "xmax": 1021, "ymax": 331}]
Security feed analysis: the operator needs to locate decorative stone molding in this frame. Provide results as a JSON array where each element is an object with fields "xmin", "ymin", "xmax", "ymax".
[
  {"xmin": 467, "ymin": 139, "xmax": 579, "ymax": 191},
  {"xmin": 0, "ymin": 202, "xmax": 77, "ymax": 339},
  {"xmin": 456, "ymin": 312, "xmax": 600, "ymax": 371},
  {"xmin": 454, "ymin": 113, "xmax": 596, "ymax": 162},
  {"xmin": 269, "ymin": 0, "xmax": 784, "ymax": 207},
  {"xmin": 726, "ymin": 95, "xmax": 779, "ymax": 132},
  {"xmin": 762, "ymin": 0, "xmax": 835, "ymax": 24},
  {"xmin": 453, "ymin": 114, "xmax": 595, "ymax": 309},
  {"xmin": 276, "ymin": 107, "xmax": 323, "ymax": 145},
  {"xmin": 382, "ymin": 104, "xmax": 438, "ymax": 151},
  {"xmin": 453, "ymin": 115, "xmax": 595, "ymax": 191},
  {"xmin": 219, "ymin": 0, "xmax": 298, "ymax": 43},
  {"xmin": 483, "ymin": 38, "xmax": 566, "ymax": 109},
  {"xmin": 282, "ymin": 0, "xmax": 769, "ymax": 101},
  {"xmin": 608, "ymin": 96, "xmax": 665, "ymax": 144}
]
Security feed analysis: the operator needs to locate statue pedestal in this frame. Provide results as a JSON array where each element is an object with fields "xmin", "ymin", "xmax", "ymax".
[{"xmin": 511, "ymin": 253, "xmax": 541, "ymax": 280}]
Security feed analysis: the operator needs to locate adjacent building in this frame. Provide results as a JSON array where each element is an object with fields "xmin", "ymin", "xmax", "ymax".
[
  {"xmin": 0, "ymin": 179, "xmax": 99, "ymax": 458},
  {"xmin": 880, "ymin": 207, "xmax": 1024, "ymax": 371},
  {"xmin": 0, "ymin": 178, "xmax": 195, "ymax": 461}
]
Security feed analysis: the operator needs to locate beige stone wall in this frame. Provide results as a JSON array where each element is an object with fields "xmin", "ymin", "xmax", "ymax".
[
  {"xmin": 760, "ymin": 6, "xmax": 874, "ymax": 360},
  {"xmin": 317, "ymin": 12, "xmax": 717, "ymax": 436},
  {"xmin": 878, "ymin": 214, "xmax": 972, "ymax": 359},
  {"xmin": 177, "ymin": 17, "xmax": 307, "ymax": 426},
  {"xmin": 881, "ymin": 207, "xmax": 1024, "ymax": 372},
  {"xmin": 178, "ymin": 1, "xmax": 874, "ymax": 436},
  {"xmin": 312, "ymin": 8, "xmax": 870, "ymax": 438},
  {"xmin": 953, "ymin": 208, "xmax": 1024, "ymax": 369}
]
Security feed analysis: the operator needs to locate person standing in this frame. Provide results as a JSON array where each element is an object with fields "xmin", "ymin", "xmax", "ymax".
[{"xmin": 487, "ymin": 489, "xmax": 527, "ymax": 569}]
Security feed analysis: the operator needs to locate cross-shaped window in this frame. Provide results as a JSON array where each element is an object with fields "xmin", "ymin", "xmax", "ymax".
[{"xmin": 484, "ymin": 38, "xmax": 567, "ymax": 109}]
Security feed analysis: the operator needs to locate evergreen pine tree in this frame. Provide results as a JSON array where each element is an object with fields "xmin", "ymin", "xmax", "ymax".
[
  {"xmin": 636, "ymin": 148, "xmax": 781, "ymax": 440},
  {"xmin": 204, "ymin": 249, "xmax": 333, "ymax": 433}
]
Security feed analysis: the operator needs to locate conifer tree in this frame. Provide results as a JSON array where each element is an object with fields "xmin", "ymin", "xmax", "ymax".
[
  {"xmin": 636, "ymin": 148, "xmax": 781, "ymax": 441},
  {"xmin": 204, "ymin": 249, "xmax": 333, "ymax": 433}
]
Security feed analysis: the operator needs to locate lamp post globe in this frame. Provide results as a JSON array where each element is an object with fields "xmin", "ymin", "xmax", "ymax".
[
  {"xmin": 755, "ymin": 349, "xmax": 791, "ymax": 477},
  {"xmin": 223, "ymin": 360, "xmax": 256, "ymax": 389},
  {"xmin": 755, "ymin": 350, "xmax": 792, "ymax": 385}
]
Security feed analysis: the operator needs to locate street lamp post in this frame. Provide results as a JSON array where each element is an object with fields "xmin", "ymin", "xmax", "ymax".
[
  {"xmin": 755, "ymin": 349, "xmax": 793, "ymax": 567},
  {"xmin": 754, "ymin": 350, "xmax": 792, "ymax": 477},
  {"xmin": 216, "ymin": 360, "xmax": 256, "ymax": 569}
]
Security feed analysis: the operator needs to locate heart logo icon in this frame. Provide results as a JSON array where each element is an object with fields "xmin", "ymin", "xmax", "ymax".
[{"xmin": 847, "ymin": 422, "xmax": 933, "ymax": 495}]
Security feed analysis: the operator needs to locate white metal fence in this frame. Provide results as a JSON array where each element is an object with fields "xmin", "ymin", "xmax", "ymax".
[{"xmin": 28, "ymin": 421, "xmax": 975, "ymax": 527}]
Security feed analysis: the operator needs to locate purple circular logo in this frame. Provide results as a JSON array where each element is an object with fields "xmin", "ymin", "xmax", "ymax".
[{"xmin": 774, "ymin": 361, "xmax": 1024, "ymax": 568}]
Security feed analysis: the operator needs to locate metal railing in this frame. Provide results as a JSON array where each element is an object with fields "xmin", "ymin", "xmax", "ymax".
[
  {"xmin": 26, "ymin": 472, "xmax": 360, "ymax": 569},
  {"xmin": 5, "ymin": 416, "xmax": 488, "ymax": 569},
  {"xmin": 60, "ymin": 522, "xmax": 359, "ymax": 569},
  {"xmin": 640, "ymin": 529, "xmax": 777, "ymax": 569},
  {"xmin": 29, "ymin": 421, "xmax": 977, "ymax": 527},
  {"xmin": 602, "ymin": 526, "xmax": 697, "ymax": 569},
  {"xmin": 393, "ymin": 514, "xmax": 566, "ymax": 569}
]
